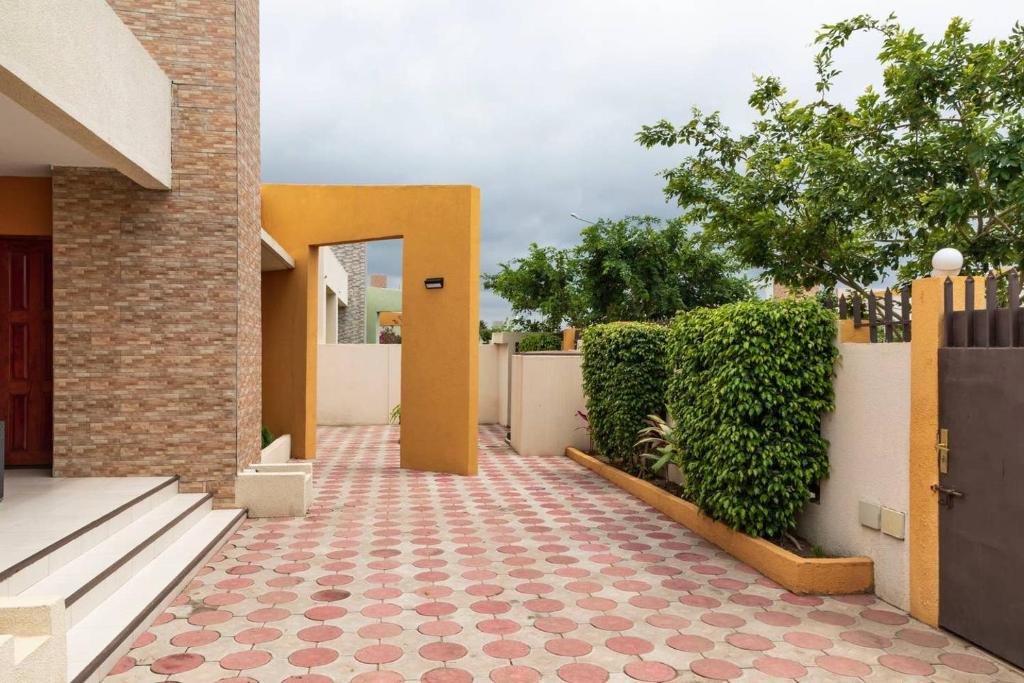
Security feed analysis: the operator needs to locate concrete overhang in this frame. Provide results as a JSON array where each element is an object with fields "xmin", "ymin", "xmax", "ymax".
[
  {"xmin": 0, "ymin": 0, "xmax": 172, "ymax": 189},
  {"xmin": 261, "ymin": 229, "xmax": 295, "ymax": 272}
]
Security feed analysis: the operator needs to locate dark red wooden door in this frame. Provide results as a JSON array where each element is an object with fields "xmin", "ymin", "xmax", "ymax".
[{"xmin": 0, "ymin": 238, "xmax": 53, "ymax": 467}]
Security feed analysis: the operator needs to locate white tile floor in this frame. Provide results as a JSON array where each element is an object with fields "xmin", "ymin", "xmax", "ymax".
[{"xmin": 0, "ymin": 470, "xmax": 169, "ymax": 575}]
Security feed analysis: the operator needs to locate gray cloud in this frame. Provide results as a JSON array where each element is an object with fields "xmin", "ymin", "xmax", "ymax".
[{"xmin": 261, "ymin": 1, "xmax": 1021, "ymax": 322}]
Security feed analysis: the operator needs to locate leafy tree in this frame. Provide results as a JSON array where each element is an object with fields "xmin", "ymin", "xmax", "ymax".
[
  {"xmin": 484, "ymin": 216, "xmax": 752, "ymax": 330},
  {"xmin": 479, "ymin": 320, "xmax": 493, "ymax": 343},
  {"xmin": 638, "ymin": 15, "xmax": 1024, "ymax": 293}
]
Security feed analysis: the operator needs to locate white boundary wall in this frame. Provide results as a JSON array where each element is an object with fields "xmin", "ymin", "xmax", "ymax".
[
  {"xmin": 509, "ymin": 352, "xmax": 589, "ymax": 457},
  {"xmin": 317, "ymin": 344, "xmax": 500, "ymax": 425},
  {"xmin": 799, "ymin": 342, "xmax": 911, "ymax": 609}
]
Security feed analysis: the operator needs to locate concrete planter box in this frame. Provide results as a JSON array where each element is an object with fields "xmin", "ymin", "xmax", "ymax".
[
  {"xmin": 260, "ymin": 434, "xmax": 291, "ymax": 464},
  {"xmin": 236, "ymin": 462, "xmax": 312, "ymax": 518},
  {"xmin": 565, "ymin": 446, "xmax": 873, "ymax": 595},
  {"xmin": 237, "ymin": 435, "xmax": 311, "ymax": 518}
]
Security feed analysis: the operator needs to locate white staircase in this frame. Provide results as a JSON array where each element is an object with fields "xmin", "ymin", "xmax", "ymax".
[{"xmin": 0, "ymin": 477, "xmax": 245, "ymax": 683}]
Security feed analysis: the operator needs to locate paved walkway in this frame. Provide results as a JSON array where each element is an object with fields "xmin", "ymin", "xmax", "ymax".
[{"xmin": 107, "ymin": 425, "xmax": 1019, "ymax": 682}]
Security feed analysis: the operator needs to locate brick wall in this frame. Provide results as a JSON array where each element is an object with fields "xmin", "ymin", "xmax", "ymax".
[
  {"xmin": 50, "ymin": 0, "xmax": 262, "ymax": 502},
  {"xmin": 332, "ymin": 243, "xmax": 367, "ymax": 343}
]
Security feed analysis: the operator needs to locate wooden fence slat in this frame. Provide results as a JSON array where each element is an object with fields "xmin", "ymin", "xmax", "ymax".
[
  {"xmin": 884, "ymin": 289, "xmax": 894, "ymax": 342},
  {"xmin": 838, "ymin": 293, "xmax": 848, "ymax": 320},
  {"xmin": 944, "ymin": 278, "xmax": 954, "ymax": 346},
  {"xmin": 1010, "ymin": 269, "xmax": 1021, "ymax": 348},
  {"xmin": 852, "ymin": 294, "xmax": 862, "ymax": 327},
  {"xmin": 901, "ymin": 284, "xmax": 912, "ymax": 342},
  {"xmin": 868, "ymin": 292, "xmax": 878, "ymax": 343},
  {"xmin": 985, "ymin": 272, "xmax": 997, "ymax": 348},
  {"xmin": 965, "ymin": 276, "xmax": 975, "ymax": 347}
]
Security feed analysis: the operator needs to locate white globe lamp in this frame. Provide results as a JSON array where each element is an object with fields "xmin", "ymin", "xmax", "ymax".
[{"xmin": 931, "ymin": 248, "xmax": 964, "ymax": 278}]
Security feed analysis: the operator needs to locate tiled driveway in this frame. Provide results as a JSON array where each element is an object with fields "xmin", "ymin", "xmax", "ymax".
[{"xmin": 107, "ymin": 425, "xmax": 1019, "ymax": 682}]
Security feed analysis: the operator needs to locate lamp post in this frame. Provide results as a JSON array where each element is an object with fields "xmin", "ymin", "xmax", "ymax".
[
  {"xmin": 569, "ymin": 213, "xmax": 595, "ymax": 225},
  {"xmin": 931, "ymin": 248, "xmax": 964, "ymax": 278}
]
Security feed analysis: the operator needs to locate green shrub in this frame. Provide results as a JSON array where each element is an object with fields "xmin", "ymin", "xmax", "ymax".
[
  {"xmin": 668, "ymin": 298, "xmax": 836, "ymax": 539},
  {"xmin": 581, "ymin": 322, "xmax": 670, "ymax": 471},
  {"xmin": 261, "ymin": 426, "xmax": 275, "ymax": 449},
  {"xmin": 517, "ymin": 332, "xmax": 562, "ymax": 352}
]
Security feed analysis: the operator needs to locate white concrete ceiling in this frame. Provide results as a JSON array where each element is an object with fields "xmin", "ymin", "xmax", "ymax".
[
  {"xmin": 261, "ymin": 230, "xmax": 296, "ymax": 272},
  {"xmin": 0, "ymin": 89, "xmax": 107, "ymax": 176}
]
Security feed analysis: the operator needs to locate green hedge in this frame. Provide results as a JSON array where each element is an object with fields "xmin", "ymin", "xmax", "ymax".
[
  {"xmin": 517, "ymin": 332, "xmax": 562, "ymax": 352},
  {"xmin": 668, "ymin": 298, "xmax": 836, "ymax": 538},
  {"xmin": 582, "ymin": 322, "xmax": 670, "ymax": 471}
]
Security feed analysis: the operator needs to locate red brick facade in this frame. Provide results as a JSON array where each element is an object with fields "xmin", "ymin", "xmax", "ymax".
[{"xmin": 50, "ymin": 0, "xmax": 261, "ymax": 502}]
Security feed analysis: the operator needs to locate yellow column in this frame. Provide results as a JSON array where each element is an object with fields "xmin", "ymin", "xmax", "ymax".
[
  {"xmin": 837, "ymin": 319, "xmax": 871, "ymax": 343},
  {"xmin": 561, "ymin": 328, "xmax": 577, "ymax": 351},
  {"xmin": 908, "ymin": 276, "xmax": 983, "ymax": 625}
]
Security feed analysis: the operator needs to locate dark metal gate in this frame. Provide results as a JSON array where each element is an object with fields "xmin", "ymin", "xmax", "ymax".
[{"xmin": 938, "ymin": 272, "xmax": 1024, "ymax": 668}]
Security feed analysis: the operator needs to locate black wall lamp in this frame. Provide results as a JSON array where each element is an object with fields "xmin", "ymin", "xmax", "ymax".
[{"xmin": 424, "ymin": 277, "xmax": 444, "ymax": 290}]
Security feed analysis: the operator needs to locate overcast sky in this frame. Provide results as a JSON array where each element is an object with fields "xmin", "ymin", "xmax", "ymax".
[{"xmin": 260, "ymin": 1, "xmax": 1021, "ymax": 322}]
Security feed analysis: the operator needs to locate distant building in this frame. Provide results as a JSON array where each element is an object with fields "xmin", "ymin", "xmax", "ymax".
[
  {"xmin": 366, "ymin": 274, "xmax": 402, "ymax": 343},
  {"xmin": 331, "ymin": 243, "xmax": 367, "ymax": 343}
]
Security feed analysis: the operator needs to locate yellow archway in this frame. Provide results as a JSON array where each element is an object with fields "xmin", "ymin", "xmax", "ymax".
[{"xmin": 261, "ymin": 184, "xmax": 480, "ymax": 475}]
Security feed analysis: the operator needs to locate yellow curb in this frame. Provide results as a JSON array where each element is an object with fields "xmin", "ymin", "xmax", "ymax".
[{"xmin": 565, "ymin": 447, "xmax": 873, "ymax": 595}]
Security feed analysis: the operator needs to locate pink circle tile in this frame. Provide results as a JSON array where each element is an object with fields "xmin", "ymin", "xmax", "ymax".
[
  {"xmin": 490, "ymin": 665, "xmax": 541, "ymax": 682},
  {"xmin": 170, "ymin": 629, "xmax": 220, "ymax": 647},
  {"xmin": 419, "ymin": 641, "xmax": 469, "ymax": 662},
  {"xmin": 483, "ymin": 639, "xmax": 531, "ymax": 659},
  {"xmin": 879, "ymin": 654, "xmax": 935, "ymax": 676},
  {"xmin": 352, "ymin": 673, "xmax": 403, "ymax": 683},
  {"xmin": 690, "ymin": 658, "xmax": 742, "ymax": 680},
  {"xmin": 557, "ymin": 662, "xmax": 609, "ymax": 683},
  {"xmin": 298, "ymin": 624, "xmax": 342, "ymax": 643},
  {"xmin": 645, "ymin": 613, "xmax": 690, "ymax": 629},
  {"xmin": 358, "ymin": 621, "xmax": 403, "ymax": 639},
  {"xmin": 355, "ymin": 644, "xmax": 402, "ymax": 665},
  {"xmin": 840, "ymin": 629, "xmax": 891, "ymax": 649},
  {"xmin": 534, "ymin": 617, "xmax": 576, "ymax": 634},
  {"xmin": 421, "ymin": 667, "xmax": 473, "ymax": 682},
  {"xmin": 605, "ymin": 635, "xmax": 654, "ymax": 655},
  {"xmin": 590, "ymin": 615, "xmax": 633, "ymax": 631},
  {"xmin": 938, "ymin": 653, "xmax": 999, "ymax": 674},
  {"xmin": 107, "ymin": 656, "xmax": 135, "ymax": 675},
  {"xmin": 815, "ymin": 655, "xmax": 872, "ymax": 677},
  {"xmin": 897, "ymin": 628, "xmax": 949, "ymax": 648},
  {"xmin": 151, "ymin": 653, "xmax": 204, "ymax": 675},
  {"xmin": 188, "ymin": 609, "xmax": 231, "ymax": 626},
  {"xmin": 666, "ymin": 634, "xmax": 714, "ymax": 652},
  {"xmin": 725, "ymin": 632, "xmax": 774, "ymax": 651},
  {"xmin": 234, "ymin": 627, "xmax": 282, "ymax": 645},
  {"xmin": 861, "ymin": 608, "xmax": 909, "ymax": 625},
  {"xmin": 753, "ymin": 610, "xmax": 799, "ymax": 627},
  {"xmin": 754, "ymin": 655, "xmax": 807, "ymax": 678},
  {"xmin": 784, "ymin": 631, "xmax": 832, "ymax": 650},
  {"xmin": 623, "ymin": 661, "xmax": 676, "ymax": 682},
  {"xmin": 545, "ymin": 637, "xmax": 592, "ymax": 657},
  {"xmin": 220, "ymin": 650, "xmax": 273, "ymax": 671}
]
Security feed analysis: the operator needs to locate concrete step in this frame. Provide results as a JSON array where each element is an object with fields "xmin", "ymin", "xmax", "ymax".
[
  {"xmin": 0, "ymin": 476, "xmax": 179, "ymax": 599},
  {"xmin": 20, "ymin": 493, "xmax": 212, "ymax": 626},
  {"xmin": 66, "ymin": 508, "xmax": 245, "ymax": 683}
]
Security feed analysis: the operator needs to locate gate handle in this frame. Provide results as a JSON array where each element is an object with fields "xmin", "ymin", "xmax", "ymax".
[{"xmin": 931, "ymin": 484, "xmax": 964, "ymax": 508}]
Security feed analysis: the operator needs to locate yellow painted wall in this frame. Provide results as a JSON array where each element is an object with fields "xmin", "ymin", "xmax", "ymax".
[
  {"xmin": 908, "ymin": 276, "xmax": 984, "ymax": 626},
  {"xmin": 837, "ymin": 319, "xmax": 871, "ymax": 343},
  {"xmin": 261, "ymin": 184, "xmax": 480, "ymax": 475},
  {"xmin": 0, "ymin": 177, "xmax": 52, "ymax": 236}
]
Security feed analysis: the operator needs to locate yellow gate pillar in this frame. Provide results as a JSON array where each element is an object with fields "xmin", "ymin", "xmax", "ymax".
[
  {"xmin": 908, "ymin": 275, "xmax": 982, "ymax": 625},
  {"xmin": 261, "ymin": 185, "xmax": 480, "ymax": 475}
]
